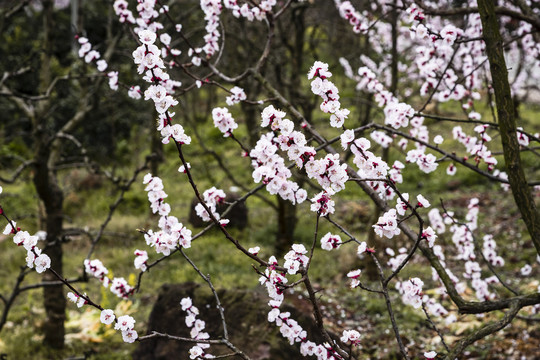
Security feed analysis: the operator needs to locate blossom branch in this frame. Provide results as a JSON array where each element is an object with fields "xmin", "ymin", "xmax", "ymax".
[
  {"xmin": 179, "ymin": 247, "xmax": 230, "ymax": 341},
  {"xmin": 421, "ymin": 302, "xmax": 450, "ymax": 353},
  {"xmin": 369, "ymin": 252, "xmax": 410, "ymax": 360},
  {"xmin": 302, "ymin": 274, "xmax": 349, "ymax": 359}
]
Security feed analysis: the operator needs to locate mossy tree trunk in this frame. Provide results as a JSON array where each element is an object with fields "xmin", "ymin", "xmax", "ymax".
[{"xmin": 477, "ymin": 0, "xmax": 540, "ymax": 254}]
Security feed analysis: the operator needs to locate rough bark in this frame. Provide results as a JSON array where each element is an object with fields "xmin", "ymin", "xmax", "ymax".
[
  {"xmin": 33, "ymin": 147, "xmax": 66, "ymax": 349},
  {"xmin": 32, "ymin": 0, "xmax": 66, "ymax": 349},
  {"xmin": 275, "ymin": 197, "xmax": 297, "ymax": 256},
  {"xmin": 477, "ymin": 0, "xmax": 540, "ymax": 254}
]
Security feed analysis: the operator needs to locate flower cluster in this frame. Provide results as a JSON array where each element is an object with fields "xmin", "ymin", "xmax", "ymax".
[
  {"xmin": 395, "ymin": 193, "xmax": 410, "ymax": 216},
  {"xmin": 463, "ymin": 260, "xmax": 496, "ymax": 301},
  {"xmin": 440, "ymin": 199, "xmax": 500, "ymax": 301},
  {"xmin": 406, "ymin": 148, "xmax": 438, "ymax": 174},
  {"xmin": 84, "ymin": 259, "xmax": 110, "ymax": 286},
  {"xmin": 340, "ymin": 329, "xmax": 361, "ymax": 346},
  {"xmin": 144, "ymin": 174, "xmax": 170, "ymax": 216},
  {"xmin": 113, "ymin": 0, "xmax": 135, "ymax": 24},
  {"xmin": 259, "ymin": 256, "xmax": 287, "ymax": 308},
  {"xmin": 259, "ymin": 105, "xmax": 350, "ymax": 196},
  {"xmin": 336, "ymin": 1, "xmax": 369, "ymax": 34},
  {"xmin": 199, "ymin": 0, "xmax": 276, "ymax": 60},
  {"xmin": 305, "ymin": 154, "xmax": 349, "ymax": 193},
  {"xmin": 370, "ymin": 130, "xmax": 393, "ymax": 148},
  {"xmin": 404, "ymin": 5, "xmax": 477, "ymax": 107},
  {"xmin": 308, "ymin": 61, "xmax": 350, "ymax": 127},
  {"xmin": 212, "ymin": 107, "xmax": 238, "ymax": 137},
  {"xmin": 194, "ymin": 187, "xmax": 229, "ymax": 226},
  {"xmin": 320, "ymin": 233, "xmax": 342, "ymax": 251},
  {"xmin": 132, "ymin": 28, "xmax": 188, "ymax": 146},
  {"xmin": 453, "ymin": 125, "xmax": 498, "ymax": 172},
  {"xmin": 127, "ymin": 0, "xmax": 183, "ymax": 69},
  {"xmin": 405, "ymin": 3, "xmax": 425, "ymax": 23},
  {"xmin": 162, "ymin": 123, "xmax": 191, "ymax": 145},
  {"xmin": 354, "ymin": 66, "xmax": 396, "ymax": 108},
  {"xmin": 283, "ymin": 244, "xmax": 309, "ymax": 275},
  {"xmin": 134, "ymin": 249, "xmax": 149, "ymax": 271},
  {"xmin": 388, "ymin": 160, "xmax": 405, "ymax": 184},
  {"xmin": 198, "ymin": 0, "xmax": 222, "ymax": 61},
  {"xmin": 449, "ymin": 199, "xmax": 479, "ymax": 261},
  {"xmin": 224, "ymin": 0, "xmax": 278, "ymax": 22},
  {"xmin": 428, "ymin": 208, "xmax": 449, "ymax": 234},
  {"xmin": 250, "ymin": 131, "xmax": 308, "ymax": 205},
  {"xmin": 373, "ymin": 209, "xmax": 400, "ymax": 239},
  {"xmin": 115, "ymin": 314, "xmax": 138, "ymax": 343},
  {"xmin": 310, "ymin": 191, "xmax": 335, "ymax": 216},
  {"xmin": 82, "ymin": 258, "xmax": 134, "ymax": 299},
  {"xmin": 6, "ymin": 226, "xmax": 51, "ymax": 274},
  {"xmin": 76, "ymin": 36, "xmax": 128, "ymax": 94},
  {"xmin": 353, "ymin": 65, "xmax": 418, "ymax": 130},
  {"xmin": 143, "ymin": 174, "xmax": 193, "ymax": 256},
  {"xmin": 261, "ymin": 105, "xmax": 286, "ymax": 129},
  {"xmin": 343, "ymin": 133, "xmax": 395, "ymax": 199},
  {"xmin": 269, "ymin": 306, "xmax": 339, "ymax": 359},
  {"xmin": 110, "ymin": 277, "xmax": 135, "ymax": 299},
  {"xmin": 387, "ymin": 248, "xmax": 451, "ymax": 319},
  {"xmin": 482, "ymin": 235, "xmax": 505, "ymax": 267},
  {"xmin": 386, "ymin": 247, "xmax": 408, "ymax": 272},
  {"xmin": 260, "ymin": 106, "xmax": 317, "ymax": 170},
  {"xmin": 347, "ymin": 269, "xmax": 362, "ymax": 288},
  {"xmin": 77, "ymin": 37, "xmax": 105, "ymax": 67},
  {"xmin": 421, "ymin": 227, "xmax": 437, "ymax": 248},
  {"xmin": 423, "ymin": 297, "xmax": 449, "ymax": 319},
  {"xmin": 133, "ymin": 0, "xmax": 162, "ymax": 32},
  {"xmin": 67, "ymin": 292, "xmax": 88, "ymax": 308},
  {"xmin": 225, "ymin": 86, "xmax": 247, "ymax": 106},
  {"xmin": 180, "ymin": 297, "xmax": 213, "ymax": 359},
  {"xmin": 397, "ymin": 278, "xmax": 424, "ymax": 309}
]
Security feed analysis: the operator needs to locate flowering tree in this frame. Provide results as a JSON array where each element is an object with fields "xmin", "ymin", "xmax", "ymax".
[{"xmin": 1, "ymin": 0, "xmax": 540, "ymax": 359}]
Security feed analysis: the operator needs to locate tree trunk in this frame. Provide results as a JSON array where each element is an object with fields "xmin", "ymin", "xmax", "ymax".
[
  {"xmin": 275, "ymin": 197, "xmax": 298, "ymax": 256},
  {"xmin": 477, "ymin": 0, "xmax": 540, "ymax": 254},
  {"xmin": 32, "ymin": 135, "xmax": 66, "ymax": 349},
  {"xmin": 31, "ymin": 0, "xmax": 67, "ymax": 348}
]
